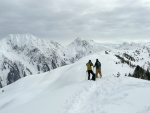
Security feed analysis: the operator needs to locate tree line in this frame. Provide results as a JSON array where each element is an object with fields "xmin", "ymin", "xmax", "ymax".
[{"xmin": 128, "ymin": 65, "xmax": 150, "ymax": 80}]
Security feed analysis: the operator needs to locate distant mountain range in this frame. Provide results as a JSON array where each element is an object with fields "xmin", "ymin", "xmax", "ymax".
[{"xmin": 0, "ymin": 34, "xmax": 150, "ymax": 87}]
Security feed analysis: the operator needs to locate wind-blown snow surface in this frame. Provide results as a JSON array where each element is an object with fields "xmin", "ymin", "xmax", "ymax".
[{"xmin": 0, "ymin": 51, "xmax": 150, "ymax": 113}]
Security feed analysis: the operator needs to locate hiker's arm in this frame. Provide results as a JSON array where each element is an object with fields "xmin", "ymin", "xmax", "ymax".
[{"xmin": 94, "ymin": 62, "xmax": 96, "ymax": 67}]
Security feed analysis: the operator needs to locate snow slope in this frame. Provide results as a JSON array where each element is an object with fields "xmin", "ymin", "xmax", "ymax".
[
  {"xmin": 0, "ymin": 51, "xmax": 150, "ymax": 113},
  {"xmin": 66, "ymin": 38, "xmax": 112, "ymax": 59},
  {"xmin": 0, "ymin": 34, "xmax": 71, "ymax": 86},
  {"xmin": 0, "ymin": 34, "xmax": 113, "ymax": 87},
  {"xmin": 1, "ymin": 34, "xmax": 150, "ymax": 88}
]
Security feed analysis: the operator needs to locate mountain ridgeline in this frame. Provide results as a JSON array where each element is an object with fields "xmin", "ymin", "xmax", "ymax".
[
  {"xmin": 0, "ymin": 34, "xmax": 150, "ymax": 88},
  {"xmin": 0, "ymin": 34, "xmax": 69, "ymax": 87},
  {"xmin": 0, "ymin": 34, "xmax": 110, "ymax": 87}
]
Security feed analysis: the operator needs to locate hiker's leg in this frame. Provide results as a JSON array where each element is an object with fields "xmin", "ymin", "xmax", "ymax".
[
  {"xmin": 91, "ymin": 70, "xmax": 95, "ymax": 76},
  {"xmin": 97, "ymin": 69, "xmax": 100, "ymax": 77},
  {"xmin": 100, "ymin": 69, "xmax": 102, "ymax": 77},
  {"xmin": 88, "ymin": 71, "xmax": 90, "ymax": 80},
  {"xmin": 96, "ymin": 69, "xmax": 99, "ymax": 78},
  {"xmin": 91, "ymin": 70, "xmax": 96, "ymax": 81},
  {"xmin": 90, "ymin": 70, "xmax": 93, "ymax": 79},
  {"xmin": 96, "ymin": 68, "xmax": 100, "ymax": 77}
]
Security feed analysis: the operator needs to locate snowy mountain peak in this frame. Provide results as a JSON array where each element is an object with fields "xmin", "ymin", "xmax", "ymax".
[
  {"xmin": 75, "ymin": 37, "xmax": 82, "ymax": 41},
  {"xmin": 6, "ymin": 33, "xmax": 37, "ymax": 41},
  {"xmin": 8, "ymin": 33, "xmax": 35, "ymax": 38},
  {"xmin": 70, "ymin": 37, "xmax": 88, "ymax": 46},
  {"xmin": 2, "ymin": 34, "xmax": 64, "ymax": 51},
  {"xmin": 0, "ymin": 34, "xmax": 71, "ymax": 87},
  {"xmin": 115, "ymin": 42, "xmax": 143, "ymax": 50},
  {"xmin": 66, "ymin": 38, "xmax": 112, "ymax": 60},
  {"xmin": 3, "ymin": 34, "xmax": 39, "ymax": 48}
]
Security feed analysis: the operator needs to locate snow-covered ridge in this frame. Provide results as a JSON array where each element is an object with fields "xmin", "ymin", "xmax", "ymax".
[
  {"xmin": 1, "ymin": 34, "xmax": 110, "ymax": 87},
  {"xmin": 66, "ymin": 37, "xmax": 112, "ymax": 59},
  {"xmin": 0, "ymin": 34, "xmax": 71, "ymax": 87},
  {"xmin": 2, "ymin": 34, "xmax": 63, "ymax": 53},
  {"xmin": 0, "ymin": 50, "xmax": 150, "ymax": 113},
  {"xmin": 113, "ymin": 42, "xmax": 150, "ymax": 50},
  {"xmin": 0, "ymin": 34, "xmax": 150, "ymax": 88},
  {"xmin": 0, "ymin": 34, "xmax": 150, "ymax": 113}
]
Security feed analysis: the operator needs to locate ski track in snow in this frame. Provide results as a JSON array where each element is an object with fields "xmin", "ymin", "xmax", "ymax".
[
  {"xmin": 60, "ymin": 76, "xmax": 150, "ymax": 113},
  {"xmin": 60, "ymin": 76, "xmax": 122, "ymax": 113}
]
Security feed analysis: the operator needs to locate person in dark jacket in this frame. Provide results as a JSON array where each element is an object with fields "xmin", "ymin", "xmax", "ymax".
[
  {"xmin": 94, "ymin": 59, "xmax": 102, "ymax": 78},
  {"xmin": 86, "ymin": 60, "xmax": 95, "ymax": 81}
]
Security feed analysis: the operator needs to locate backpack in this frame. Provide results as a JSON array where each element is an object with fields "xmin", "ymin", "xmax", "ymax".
[
  {"xmin": 96, "ymin": 61, "xmax": 101, "ymax": 68},
  {"xmin": 90, "ymin": 62, "xmax": 93, "ymax": 66}
]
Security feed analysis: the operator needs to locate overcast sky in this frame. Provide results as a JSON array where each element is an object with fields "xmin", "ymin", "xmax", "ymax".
[{"xmin": 0, "ymin": 0, "xmax": 150, "ymax": 45}]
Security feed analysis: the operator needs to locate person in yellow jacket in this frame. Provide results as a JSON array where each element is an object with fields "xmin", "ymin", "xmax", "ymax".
[
  {"xmin": 86, "ymin": 60, "xmax": 95, "ymax": 81},
  {"xmin": 94, "ymin": 59, "xmax": 102, "ymax": 78}
]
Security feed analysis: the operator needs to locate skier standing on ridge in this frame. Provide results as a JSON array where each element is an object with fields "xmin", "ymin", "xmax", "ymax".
[
  {"xmin": 86, "ymin": 60, "xmax": 96, "ymax": 81},
  {"xmin": 94, "ymin": 59, "xmax": 102, "ymax": 78}
]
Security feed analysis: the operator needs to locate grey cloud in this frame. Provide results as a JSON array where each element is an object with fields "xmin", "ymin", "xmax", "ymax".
[{"xmin": 0, "ymin": 0, "xmax": 150, "ymax": 45}]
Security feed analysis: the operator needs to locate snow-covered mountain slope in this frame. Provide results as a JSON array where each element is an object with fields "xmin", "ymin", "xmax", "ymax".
[
  {"xmin": 0, "ymin": 35, "xmax": 114, "ymax": 88},
  {"xmin": 113, "ymin": 42, "xmax": 150, "ymax": 50},
  {"xmin": 113, "ymin": 47, "xmax": 150, "ymax": 72},
  {"xmin": 0, "ymin": 34, "xmax": 150, "ymax": 88},
  {"xmin": 0, "ymin": 34, "xmax": 71, "ymax": 86},
  {"xmin": 66, "ymin": 38, "xmax": 112, "ymax": 59},
  {"xmin": 0, "ymin": 51, "xmax": 150, "ymax": 113}
]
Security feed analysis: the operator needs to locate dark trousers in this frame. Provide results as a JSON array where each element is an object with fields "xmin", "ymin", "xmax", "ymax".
[
  {"xmin": 87, "ymin": 70, "xmax": 95, "ymax": 80},
  {"xmin": 0, "ymin": 82, "xmax": 2, "ymax": 88}
]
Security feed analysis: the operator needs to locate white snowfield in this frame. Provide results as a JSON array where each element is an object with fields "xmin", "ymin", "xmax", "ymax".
[{"xmin": 0, "ymin": 51, "xmax": 150, "ymax": 113}]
